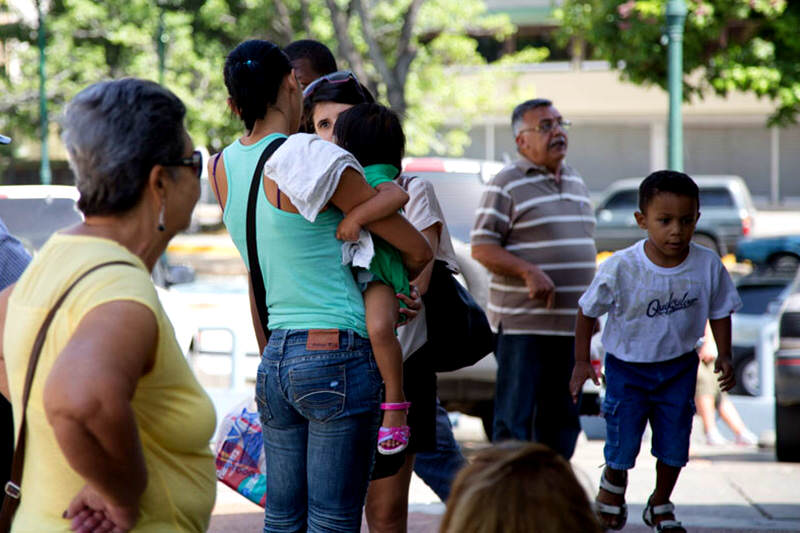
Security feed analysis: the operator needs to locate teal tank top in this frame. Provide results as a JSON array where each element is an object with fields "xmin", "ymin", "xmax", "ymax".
[{"xmin": 221, "ymin": 134, "xmax": 367, "ymax": 337}]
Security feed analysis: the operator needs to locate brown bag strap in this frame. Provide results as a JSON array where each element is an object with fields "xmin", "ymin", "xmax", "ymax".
[{"xmin": 0, "ymin": 260, "xmax": 136, "ymax": 531}]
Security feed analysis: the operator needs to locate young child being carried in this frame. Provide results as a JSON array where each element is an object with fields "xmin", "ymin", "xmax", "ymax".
[
  {"xmin": 333, "ymin": 102, "xmax": 420, "ymax": 456},
  {"xmin": 569, "ymin": 170, "xmax": 742, "ymax": 533}
]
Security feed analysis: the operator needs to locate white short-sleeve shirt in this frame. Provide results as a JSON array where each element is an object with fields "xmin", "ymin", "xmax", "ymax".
[{"xmin": 579, "ymin": 240, "xmax": 742, "ymax": 363}]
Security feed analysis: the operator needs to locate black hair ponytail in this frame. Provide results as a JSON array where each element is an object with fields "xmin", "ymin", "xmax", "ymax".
[{"xmin": 224, "ymin": 40, "xmax": 292, "ymax": 131}]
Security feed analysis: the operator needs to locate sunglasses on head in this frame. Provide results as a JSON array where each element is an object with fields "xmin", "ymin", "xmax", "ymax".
[
  {"xmin": 302, "ymin": 70, "xmax": 363, "ymax": 99},
  {"xmin": 163, "ymin": 150, "xmax": 203, "ymax": 178}
]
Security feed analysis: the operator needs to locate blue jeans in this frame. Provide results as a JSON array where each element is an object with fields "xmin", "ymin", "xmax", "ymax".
[
  {"xmin": 256, "ymin": 329, "xmax": 382, "ymax": 533},
  {"xmin": 492, "ymin": 333, "xmax": 581, "ymax": 459},
  {"xmin": 603, "ymin": 351, "xmax": 698, "ymax": 470},
  {"xmin": 413, "ymin": 401, "xmax": 466, "ymax": 501}
]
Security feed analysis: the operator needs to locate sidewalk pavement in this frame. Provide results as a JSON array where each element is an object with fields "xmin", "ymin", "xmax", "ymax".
[{"xmin": 209, "ymin": 415, "xmax": 800, "ymax": 533}]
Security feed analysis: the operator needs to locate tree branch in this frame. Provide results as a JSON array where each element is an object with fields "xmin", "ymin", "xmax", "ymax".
[
  {"xmin": 352, "ymin": 0, "xmax": 400, "ymax": 107},
  {"xmin": 324, "ymin": 0, "xmax": 370, "ymax": 84},
  {"xmin": 396, "ymin": 0, "xmax": 424, "ymax": 82},
  {"xmin": 300, "ymin": 0, "xmax": 312, "ymax": 36},
  {"xmin": 272, "ymin": 0, "xmax": 295, "ymax": 44}
]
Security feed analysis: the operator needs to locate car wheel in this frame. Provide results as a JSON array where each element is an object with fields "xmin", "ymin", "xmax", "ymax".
[
  {"xmin": 692, "ymin": 233, "xmax": 719, "ymax": 255},
  {"xmin": 734, "ymin": 354, "xmax": 759, "ymax": 397},
  {"xmin": 769, "ymin": 253, "xmax": 800, "ymax": 275},
  {"xmin": 776, "ymin": 403, "xmax": 800, "ymax": 462}
]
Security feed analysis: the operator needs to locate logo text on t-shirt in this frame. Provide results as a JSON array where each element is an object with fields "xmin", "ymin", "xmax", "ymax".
[{"xmin": 646, "ymin": 292, "xmax": 698, "ymax": 318}]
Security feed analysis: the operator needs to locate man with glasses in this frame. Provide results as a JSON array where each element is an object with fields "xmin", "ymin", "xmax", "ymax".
[{"xmin": 471, "ymin": 98, "xmax": 597, "ymax": 459}]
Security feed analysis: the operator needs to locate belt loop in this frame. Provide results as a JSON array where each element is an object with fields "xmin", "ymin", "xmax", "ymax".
[
  {"xmin": 279, "ymin": 330, "xmax": 288, "ymax": 354},
  {"xmin": 347, "ymin": 328, "xmax": 354, "ymax": 350}
]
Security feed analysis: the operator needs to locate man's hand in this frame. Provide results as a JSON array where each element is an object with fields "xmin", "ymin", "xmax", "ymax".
[
  {"xmin": 397, "ymin": 285, "xmax": 421, "ymax": 322},
  {"xmin": 714, "ymin": 356, "xmax": 736, "ymax": 392},
  {"xmin": 522, "ymin": 265, "xmax": 555, "ymax": 308},
  {"xmin": 569, "ymin": 361, "xmax": 599, "ymax": 404},
  {"xmin": 336, "ymin": 215, "xmax": 362, "ymax": 242},
  {"xmin": 65, "ymin": 485, "xmax": 138, "ymax": 533}
]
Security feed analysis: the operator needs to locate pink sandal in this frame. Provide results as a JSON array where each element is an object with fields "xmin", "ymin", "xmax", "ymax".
[{"xmin": 377, "ymin": 402, "xmax": 411, "ymax": 456}]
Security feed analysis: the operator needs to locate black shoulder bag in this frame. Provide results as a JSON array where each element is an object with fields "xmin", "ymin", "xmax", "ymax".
[{"xmin": 246, "ymin": 137, "xmax": 287, "ymax": 344}]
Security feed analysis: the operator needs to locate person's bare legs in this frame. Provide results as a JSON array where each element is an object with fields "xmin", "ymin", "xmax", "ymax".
[
  {"xmin": 647, "ymin": 461, "xmax": 682, "ymax": 527},
  {"xmin": 717, "ymin": 396, "xmax": 749, "ymax": 436},
  {"xmin": 695, "ymin": 393, "xmax": 719, "ymax": 435},
  {"xmin": 365, "ymin": 454, "xmax": 415, "ymax": 533},
  {"xmin": 595, "ymin": 466, "xmax": 627, "ymax": 529},
  {"xmin": 364, "ymin": 282, "xmax": 406, "ymax": 450}
]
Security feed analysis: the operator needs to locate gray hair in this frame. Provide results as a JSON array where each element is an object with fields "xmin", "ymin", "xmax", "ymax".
[
  {"xmin": 511, "ymin": 98, "xmax": 553, "ymax": 137},
  {"xmin": 61, "ymin": 78, "xmax": 187, "ymax": 216}
]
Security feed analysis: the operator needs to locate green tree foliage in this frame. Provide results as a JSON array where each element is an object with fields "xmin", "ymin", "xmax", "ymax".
[
  {"xmin": 0, "ymin": 0, "xmax": 532, "ymax": 157},
  {"xmin": 557, "ymin": 0, "xmax": 799, "ymax": 126}
]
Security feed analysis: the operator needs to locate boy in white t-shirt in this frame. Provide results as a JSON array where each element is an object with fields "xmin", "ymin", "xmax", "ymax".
[{"xmin": 569, "ymin": 171, "xmax": 742, "ymax": 533}]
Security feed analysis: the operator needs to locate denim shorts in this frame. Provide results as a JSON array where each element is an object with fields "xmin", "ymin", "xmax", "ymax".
[
  {"xmin": 256, "ymin": 329, "xmax": 382, "ymax": 533},
  {"xmin": 603, "ymin": 351, "xmax": 698, "ymax": 470}
]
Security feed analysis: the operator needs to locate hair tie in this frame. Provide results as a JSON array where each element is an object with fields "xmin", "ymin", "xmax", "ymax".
[{"xmin": 246, "ymin": 59, "xmax": 254, "ymax": 65}]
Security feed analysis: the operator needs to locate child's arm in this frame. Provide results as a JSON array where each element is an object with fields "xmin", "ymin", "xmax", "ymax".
[
  {"xmin": 336, "ymin": 181, "xmax": 409, "ymax": 241},
  {"xmin": 569, "ymin": 308, "xmax": 600, "ymax": 403},
  {"xmin": 709, "ymin": 316, "xmax": 736, "ymax": 392}
]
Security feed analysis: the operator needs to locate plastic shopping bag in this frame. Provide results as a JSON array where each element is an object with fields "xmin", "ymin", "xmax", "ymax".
[{"xmin": 214, "ymin": 398, "xmax": 266, "ymax": 507}]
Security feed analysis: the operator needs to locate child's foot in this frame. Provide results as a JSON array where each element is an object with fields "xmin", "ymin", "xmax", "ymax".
[
  {"xmin": 643, "ymin": 496, "xmax": 686, "ymax": 532},
  {"xmin": 377, "ymin": 401, "xmax": 411, "ymax": 455},
  {"xmin": 595, "ymin": 468, "xmax": 627, "ymax": 530},
  {"xmin": 705, "ymin": 428, "xmax": 728, "ymax": 446},
  {"xmin": 734, "ymin": 429, "xmax": 758, "ymax": 446}
]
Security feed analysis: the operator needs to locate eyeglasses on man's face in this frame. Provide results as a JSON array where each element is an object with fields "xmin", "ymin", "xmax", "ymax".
[
  {"xmin": 164, "ymin": 150, "xmax": 203, "ymax": 178},
  {"xmin": 519, "ymin": 118, "xmax": 572, "ymax": 135},
  {"xmin": 302, "ymin": 70, "xmax": 363, "ymax": 99}
]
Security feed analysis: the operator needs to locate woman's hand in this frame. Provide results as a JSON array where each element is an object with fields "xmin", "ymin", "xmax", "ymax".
[
  {"xmin": 65, "ymin": 485, "xmax": 138, "ymax": 533},
  {"xmin": 397, "ymin": 285, "xmax": 422, "ymax": 322}
]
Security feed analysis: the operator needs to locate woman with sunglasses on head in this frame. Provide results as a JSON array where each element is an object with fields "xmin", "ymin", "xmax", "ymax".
[
  {"xmin": 304, "ymin": 76, "xmax": 466, "ymax": 533},
  {"xmin": 211, "ymin": 40, "xmax": 432, "ymax": 532},
  {"xmin": 0, "ymin": 78, "xmax": 216, "ymax": 532}
]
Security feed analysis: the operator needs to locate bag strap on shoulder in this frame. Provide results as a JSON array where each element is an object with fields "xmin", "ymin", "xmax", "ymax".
[
  {"xmin": 0, "ymin": 260, "xmax": 136, "ymax": 531},
  {"xmin": 246, "ymin": 137, "xmax": 287, "ymax": 342}
]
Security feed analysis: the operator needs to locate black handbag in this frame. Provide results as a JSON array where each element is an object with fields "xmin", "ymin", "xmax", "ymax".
[{"xmin": 422, "ymin": 260, "xmax": 494, "ymax": 372}]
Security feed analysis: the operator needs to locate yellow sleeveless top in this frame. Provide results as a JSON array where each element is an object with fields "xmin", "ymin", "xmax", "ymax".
[{"xmin": 4, "ymin": 234, "xmax": 216, "ymax": 532}]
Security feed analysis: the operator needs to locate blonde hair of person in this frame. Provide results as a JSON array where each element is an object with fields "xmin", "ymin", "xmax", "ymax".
[{"xmin": 440, "ymin": 442, "xmax": 602, "ymax": 533}]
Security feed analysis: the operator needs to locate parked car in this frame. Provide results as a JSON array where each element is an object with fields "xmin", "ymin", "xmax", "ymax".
[
  {"xmin": 0, "ymin": 184, "xmax": 197, "ymax": 355},
  {"xmin": 773, "ymin": 269, "xmax": 800, "ymax": 462},
  {"xmin": 730, "ymin": 272, "xmax": 795, "ymax": 396},
  {"xmin": 594, "ymin": 175, "xmax": 756, "ymax": 255},
  {"xmin": 736, "ymin": 235, "xmax": 800, "ymax": 274},
  {"xmin": 402, "ymin": 157, "xmax": 605, "ymax": 437}
]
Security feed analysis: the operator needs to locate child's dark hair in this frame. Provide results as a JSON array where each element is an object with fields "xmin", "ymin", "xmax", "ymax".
[
  {"xmin": 301, "ymin": 76, "xmax": 374, "ymax": 133},
  {"xmin": 639, "ymin": 170, "xmax": 700, "ymax": 212},
  {"xmin": 224, "ymin": 40, "xmax": 292, "ymax": 132},
  {"xmin": 334, "ymin": 103, "xmax": 404, "ymax": 171},
  {"xmin": 284, "ymin": 39, "xmax": 337, "ymax": 77}
]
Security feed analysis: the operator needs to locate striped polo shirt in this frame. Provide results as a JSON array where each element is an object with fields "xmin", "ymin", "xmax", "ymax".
[{"xmin": 471, "ymin": 158, "xmax": 597, "ymax": 336}]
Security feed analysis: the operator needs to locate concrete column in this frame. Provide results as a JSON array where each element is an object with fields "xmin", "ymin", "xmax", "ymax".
[
  {"xmin": 485, "ymin": 123, "xmax": 496, "ymax": 161},
  {"xmin": 771, "ymin": 126, "xmax": 780, "ymax": 205},
  {"xmin": 650, "ymin": 121, "xmax": 667, "ymax": 172}
]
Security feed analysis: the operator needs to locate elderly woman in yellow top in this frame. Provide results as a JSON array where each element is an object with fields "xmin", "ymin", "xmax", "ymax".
[{"xmin": 0, "ymin": 78, "xmax": 216, "ymax": 532}]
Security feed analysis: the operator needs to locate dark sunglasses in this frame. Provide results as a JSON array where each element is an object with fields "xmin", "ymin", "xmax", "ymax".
[
  {"xmin": 302, "ymin": 70, "xmax": 363, "ymax": 99},
  {"xmin": 164, "ymin": 150, "xmax": 203, "ymax": 178}
]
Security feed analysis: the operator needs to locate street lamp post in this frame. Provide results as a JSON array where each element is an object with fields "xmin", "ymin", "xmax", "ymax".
[
  {"xmin": 37, "ymin": 0, "xmax": 51, "ymax": 185},
  {"xmin": 666, "ymin": 0, "xmax": 687, "ymax": 172}
]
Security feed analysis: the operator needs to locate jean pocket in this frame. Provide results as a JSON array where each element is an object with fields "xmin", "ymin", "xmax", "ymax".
[
  {"xmin": 603, "ymin": 398, "xmax": 621, "ymax": 448},
  {"xmin": 289, "ymin": 364, "xmax": 346, "ymax": 423},
  {"xmin": 255, "ymin": 361, "xmax": 274, "ymax": 424}
]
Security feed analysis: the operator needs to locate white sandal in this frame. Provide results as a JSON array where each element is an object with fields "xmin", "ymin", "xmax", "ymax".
[{"xmin": 595, "ymin": 470, "xmax": 627, "ymax": 530}]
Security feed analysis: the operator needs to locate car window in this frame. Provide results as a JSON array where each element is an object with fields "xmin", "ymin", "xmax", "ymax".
[
  {"xmin": 601, "ymin": 190, "xmax": 638, "ymax": 211},
  {"xmin": 411, "ymin": 171, "xmax": 485, "ymax": 242},
  {"xmin": 699, "ymin": 187, "xmax": 734, "ymax": 208},
  {"xmin": 737, "ymin": 283, "xmax": 789, "ymax": 314},
  {"xmin": 0, "ymin": 197, "xmax": 83, "ymax": 252}
]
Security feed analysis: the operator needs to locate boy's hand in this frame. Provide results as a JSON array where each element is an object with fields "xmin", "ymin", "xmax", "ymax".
[
  {"xmin": 569, "ymin": 361, "xmax": 599, "ymax": 404},
  {"xmin": 336, "ymin": 215, "xmax": 362, "ymax": 242},
  {"xmin": 714, "ymin": 356, "xmax": 736, "ymax": 392}
]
